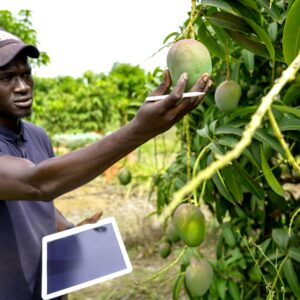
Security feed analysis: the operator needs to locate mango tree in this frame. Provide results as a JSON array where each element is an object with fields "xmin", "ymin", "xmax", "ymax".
[{"xmin": 153, "ymin": 1, "xmax": 300, "ymax": 299}]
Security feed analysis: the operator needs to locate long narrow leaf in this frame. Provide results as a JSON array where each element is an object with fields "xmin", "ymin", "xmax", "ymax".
[
  {"xmin": 282, "ymin": 0, "xmax": 300, "ymax": 64},
  {"xmin": 260, "ymin": 145, "xmax": 284, "ymax": 196}
]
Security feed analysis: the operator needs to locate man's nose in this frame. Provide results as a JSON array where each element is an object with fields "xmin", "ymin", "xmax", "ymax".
[{"xmin": 14, "ymin": 77, "xmax": 30, "ymax": 93}]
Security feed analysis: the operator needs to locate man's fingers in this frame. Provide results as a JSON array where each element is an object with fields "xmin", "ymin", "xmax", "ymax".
[
  {"xmin": 148, "ymin": 69, "xmax": 171, "ymax": 96},
  {"xmin": 160, "ymin": 72, "xmax": 188, "ymax": 110}
]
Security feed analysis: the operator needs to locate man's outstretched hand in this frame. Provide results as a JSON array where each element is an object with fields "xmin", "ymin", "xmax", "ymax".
[{"xmin": 131, "ymin": 70, "xmax": 213, "ymax": 139}]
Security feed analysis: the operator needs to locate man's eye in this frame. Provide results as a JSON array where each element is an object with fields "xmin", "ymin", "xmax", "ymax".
[{"xmin": 0, "ymin": 76, "xmax": 13, "ymax": 82}]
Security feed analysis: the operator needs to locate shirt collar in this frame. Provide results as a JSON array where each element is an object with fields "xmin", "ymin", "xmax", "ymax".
[{"xmin": 0, "ymin": 120, "xmax": 26, "ymax": 142}]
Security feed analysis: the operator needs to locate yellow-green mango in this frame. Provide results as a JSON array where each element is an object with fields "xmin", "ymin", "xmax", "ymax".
[
  {"xmin": 167, "ymin": 39, "xmax": 212, "ymax": 91},
  {"xmin": 214, "ymin": 80, "xmax": 242, "ymax": 112},
  {"xmin": 173, "ymin": 203, "xmax": 206, "ymax": 247},
  {"xmin": 185, "ymin": 259, "xmax": 214, "ymax": 296}
]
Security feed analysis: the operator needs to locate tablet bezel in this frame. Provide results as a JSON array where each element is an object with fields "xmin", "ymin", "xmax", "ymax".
[{"xmin": 41, "ymin": 216, "xmax": 132, "ymax": 300}]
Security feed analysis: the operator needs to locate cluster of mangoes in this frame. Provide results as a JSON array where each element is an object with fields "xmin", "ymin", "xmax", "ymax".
[
  {"xmin": 159, "ymin": 203, "xmax": 213, "ymax": 297},
  {"xmin": 167, "ymin": 39, "xmax": 242, "ymax": 112}
]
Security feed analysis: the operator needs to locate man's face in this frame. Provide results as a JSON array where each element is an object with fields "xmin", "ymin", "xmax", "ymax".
[{"xmin": 0, "ymin": 54, "xmax": 34, "ymax": 122}]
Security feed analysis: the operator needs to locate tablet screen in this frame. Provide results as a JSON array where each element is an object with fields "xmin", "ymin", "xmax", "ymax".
[{"xmin": 42, "ymin": 217, "xmax": 132, "ymax": 299}]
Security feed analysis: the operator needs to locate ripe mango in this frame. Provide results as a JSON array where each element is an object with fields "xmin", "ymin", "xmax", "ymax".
[
  {"xmin": 173, "ymin": 203, "xmax": 206, "ymax": 247},
  {"xmin": 185, "ymin": 259, "xmax": 214, "ymax": 297},
  {"xmin": 214, "ymin": 80, "xmax": 242, "ymax": 112},
  {"xmin": 167, "ymin": 39, "xmax": 212, "ymax": 91}
]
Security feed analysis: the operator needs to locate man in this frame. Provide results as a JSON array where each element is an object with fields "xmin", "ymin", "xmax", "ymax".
[{"xmin": 0, "ymin": 27, "xmax": 212, "ymax": 300}]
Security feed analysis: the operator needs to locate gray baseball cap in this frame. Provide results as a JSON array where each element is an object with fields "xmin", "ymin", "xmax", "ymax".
[{"xmin": 0, "ymin": 27, "xmax": 40, "ymax": 67}]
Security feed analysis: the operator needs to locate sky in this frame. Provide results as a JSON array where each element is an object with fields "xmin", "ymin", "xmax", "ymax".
[{"xmin": 2, "ymin": 0, "xmax": 191, "ymax": 78}]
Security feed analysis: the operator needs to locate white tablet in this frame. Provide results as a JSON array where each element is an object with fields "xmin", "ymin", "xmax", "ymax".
[{"xmin": 41, "ymin": 217, "xmax": 132, "ymax": 299}]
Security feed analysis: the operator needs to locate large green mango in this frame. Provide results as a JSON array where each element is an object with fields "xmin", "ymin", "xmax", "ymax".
[
  {"xmin": 173, "ymin": 203, "xmax": 206, "ymax": 247},
  {"xmin": 167, "ymin": 39, "xmax": 212, "ymax": 91},
  {"xmin": 185, "ymin": 259, "xmax": 214, "ymax": 297}
]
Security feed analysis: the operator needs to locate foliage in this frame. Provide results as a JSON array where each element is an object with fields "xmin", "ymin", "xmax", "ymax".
[
  {"xmin": 0, "ymin": 10, "xmax": 50, "ymax": 66},
  {"xmin": 30, "ymin": 64, "xmax": 149, "ymax": 137},
  {"xmin": 153, "ymin": 0, "xmax": 300, "ymax": 299}
]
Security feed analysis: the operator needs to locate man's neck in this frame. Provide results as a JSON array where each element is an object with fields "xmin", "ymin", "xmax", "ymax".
[{"xmin": 0, "ymin": 115, "xmax": 21, "ymax": 133}]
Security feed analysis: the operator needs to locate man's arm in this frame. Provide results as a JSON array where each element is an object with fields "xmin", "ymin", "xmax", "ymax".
[{"xmin": 0, "ymin": 72, "xmax": 212, "ymax": 201}]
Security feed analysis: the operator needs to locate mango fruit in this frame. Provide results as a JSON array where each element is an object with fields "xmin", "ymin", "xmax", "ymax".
[
  {"xmin": 159, "ymin": 241, "xmax": 171, "ymax": 258},
  {"xmin": 185, "ymin": 259, "xmax": 214, "ymax": 297},
  {"xmin": 117, "ymin": 168, "xmax": 132, "ymax": 185},
  {"xmin": 214, "ymin": 80, "xmax": 242, "ymax": 112},
  {"xmin": 166, "ymin": 222, "xmax": 181, "ymax": 243},
  {"xmin": 167, "ymin": 39, "xmax": 212, "ymax": 91},
  {"xmin": 173, "ymin": 203, "xmax": 206, "ymax": 247}
]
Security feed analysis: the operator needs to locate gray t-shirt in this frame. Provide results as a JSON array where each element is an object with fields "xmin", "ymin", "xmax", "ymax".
[{"xmin": 0, "ymin": 120, "xmax": 57, "ymax": 299}]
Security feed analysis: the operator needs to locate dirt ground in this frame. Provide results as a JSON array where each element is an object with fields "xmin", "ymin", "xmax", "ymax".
[{"xmin": 54, "ymin": 166, "xmax": 216, "ymax": 300}]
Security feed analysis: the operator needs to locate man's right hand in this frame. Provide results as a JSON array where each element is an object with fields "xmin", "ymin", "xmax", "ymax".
[{"xmin": 130, "ymin": 70, "xmax": 212, "ymax": 139}]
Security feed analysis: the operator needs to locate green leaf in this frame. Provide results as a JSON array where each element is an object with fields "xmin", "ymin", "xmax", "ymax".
[
  {"xmin": 242, "ymin": 49, "xmax": 254, "ymax": 75},
  {"xmin": 222, "ymin": 166, "xmax": 243, "ymax": 203},
  {"xmin": 271, "ymin": 228, "xmax": 289, "ymax": 250},
  {"xmin": 197, "ymin": 23, "xmax": 226, "ymax": 59},
  {"xmin": 288, "ymin": 247, "xmax": 300, "ymax": 263},
  {"xmin": 256, "ymin": 0, "xmax": 284, "ymax": 23},
  {"xmin": 260, "ymin": 145, "xmax": 284, "ymax": 196},
  {"xmin": 283, "ymin": 258, "xmax": 300, "ymax": 297},
  {"xmin": 236, "ymin": 0, "xmax": 259, "ymax": 11},
  {"xmin": 268, "ymin": 22, "xmax": 278, "ymax": 42},
  {"xmin": 282, "ymin": 0, "xmax": 300, "ymax": 64},
  {"xmin": 226, "ymin": 30, "xmax": 270, "ymax": 58},
  {"xmin": 228, "ymin": 280, "xmax": 241, "ymax": 300},
  {"xmin": 172, "ymin": 272, "xmax": 185, "ymax": 300},
  {"xmin": 282, "ymin": 81, "xmax": 300, "ymax": 105},
  {"xmin": 233, "ymin": 161, "xmax": 264, "ymax": 199},
  {"xmin": 244, "ymin": 17, "xmax": 275, "ymax": 60},
  {"xmin": 201, "ymin": 0, "xmax": 236, "ymax": 14},
  {"xmin": 273, "ymin": 105, "xmax": 300, "ymax": 118},
  {"xmin": 216, "ymin": 277, "xmax": 227, "ymax": 300},
  {"xmin": 207, "ymin": 12, "xmax": 252, "ymax": 33},
  {"xmin": 275, "ymin": 117, "xmax": 300, "ymax": 132},
  {"xmin": 254, "ymin": 129, "xmax": 285, "ymax": 157}
]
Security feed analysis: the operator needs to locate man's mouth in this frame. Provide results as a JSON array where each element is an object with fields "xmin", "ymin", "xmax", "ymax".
[{"xmin": 14, "ymin": 97, "xmax": 32, "ymax": 108}]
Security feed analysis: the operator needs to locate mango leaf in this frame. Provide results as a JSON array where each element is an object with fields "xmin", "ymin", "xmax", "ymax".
[
  {"xmin": 272, "ymin": 117, "xmax": 300, "ymax": 132},
  {"xmin": 197, "ymin": 23, "xmax": 226, "ymax": 59},
  {"xmin": 272, "ymin": 228, "xmax": 289, "ymax": 250},
  {"xmin": 256, "ymin": 0, "xmax": 284, "ymax": 23},
  {"xmin": 282, "ymin": 0, "xmax": 300, "ymax": 64},
  {"xmin": 283, "ymin": 258, "xmax": 300, "ymax": 297},
  {"xmin": 222, "ymin": 165, "xmax": 243, "ymax": 203},
  {"xmin": 254, "ymin": 129, "xmax": 285, "ymax": 157},
  {"xmin": 226, "ymin": 30, "xmax": 270, "ymax": 58},
  {"xmin": 268, "ymin": 22, "xmax": 278, "ymax": 42},
  {"xmin": 172, "ymin": 272, "xmax": 185, "ymax": 300},
  {"xmin": 207, "ymin": 155, "xmax": 235, "ymax": 204},
  {"xmin": 233, "ymin": 161, "xmax": 264, "ymax": 199},
  {"xmin": 228, "ymin": 280, "xmax": 241, "ymax": 300},
  {"xmin": 272, "ymin": 105, "xmax": 300, "ymax": 118},
  {"xmin": 210, "ymin": 24, "xmax": 228, "ymax": 45},
  {"xmin": 207, "ymin": 12, "xmax": 252, "ymax": 33},
  {"xmin": 288, "ymin": 247, "xmax": 300, "ymax": 263},
  {"xmin": 282, "ymin": 81, "xmax": 300, "ymax": 105},
  {"xmin": 201, "ymin": 0, "xmax": 236, "ymax": 14},
  {"xmin": 236, "ymin": 0, "xmax": 260, "ymax": 11},
  {"xmin": 260, "ymin": 145, "xmax": 284, "ymax": 196},
  {"xmin": 244, "ymin": 17, "xmax": 275, "ymax": 60},
  {"xmin": 242, "ymin": 49, "xmax": 254, "ymax": 75}
]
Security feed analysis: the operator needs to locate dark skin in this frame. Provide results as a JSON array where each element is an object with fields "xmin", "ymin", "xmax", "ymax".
[{"xmin": 0, "ymin": 54, "xmax": 212, "ymax": 229}]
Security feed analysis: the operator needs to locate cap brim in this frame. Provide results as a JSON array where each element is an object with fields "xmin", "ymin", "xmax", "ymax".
[{"xmin": 0, "ymin": 42, "xmax": 40, "ymax": 67}]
